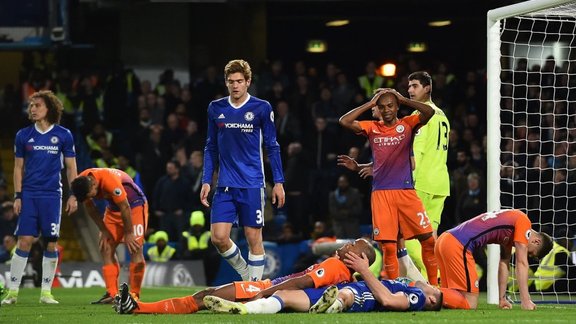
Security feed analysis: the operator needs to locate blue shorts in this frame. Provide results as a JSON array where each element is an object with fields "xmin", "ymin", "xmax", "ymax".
[
  {"xmin": 211, "ymin": 187, "xmax": 265, "ymax": 227},
  {"xmin": 15, "ymin": 195, "xmax": 62, "ymax": 238},
  {"xmin": 303, "ymin": 282, "xmax": 378, "ymax": 312}
]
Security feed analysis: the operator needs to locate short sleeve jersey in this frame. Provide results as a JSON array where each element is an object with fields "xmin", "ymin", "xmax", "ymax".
[
  {"xmin": 14, "ymin": 124, "xmax": 76, "ymax": 196},
  {"xmin": 79, "ymin": 168, "xmax": 146, "ymax": 211},
  {"xmin": 448, "ymin": 209, "xmax": 532, "ymax": 252},
  {"xmin": 358, "ymin": 115, "xmax": 421, "ymax": 190},
  {"xmin": 304, "ymin": 256, "xmax": 353, "ymax": 288}
]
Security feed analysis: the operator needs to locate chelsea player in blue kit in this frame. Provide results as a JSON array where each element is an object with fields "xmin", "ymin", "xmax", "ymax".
[
  {"xmin": 200, "ymin": 59, "xmax": 285, "ymax": 281},
  {"xmin": 2, "ymin": 90, "xmax": 78, "ymax": 305}
]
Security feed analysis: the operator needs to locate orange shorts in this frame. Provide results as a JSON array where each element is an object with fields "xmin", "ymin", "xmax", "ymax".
[
  {"xmin": 371, "ymin": 189, "xmax": 432, "ymax": 241},
  {"xmin": 234, "ymin": 279, "xmax": 272, "ymax": 299},
  {"xmin": 103, "ymin": 202, "xmax": 149, "ymax": 245},
  {"xmin": 435, "ymin": 232, "xmax": 479, "ymax": 293}
]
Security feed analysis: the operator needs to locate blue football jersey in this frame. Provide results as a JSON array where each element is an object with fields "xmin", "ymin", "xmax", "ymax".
[
  {"xmin": 14, "ymin": 124, "xmax": 76, "ymax": 197},
  {"xmin": 333, "ymin": 280, "xmax": 426, "ymax": 312},
  {"xmin": 202, "ymin": 94, "xmax": 284, "ymax": 188}
]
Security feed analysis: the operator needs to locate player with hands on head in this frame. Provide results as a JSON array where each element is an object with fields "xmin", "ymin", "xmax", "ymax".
[
  {"xmin": 71, "ymin": 167, "xmax": 148, "ymax": 304},
  {"xmin": 339, "ymin": 88, "xmax": 438, "ymax": 285},
  {"xmin": 200, "ymin": 59, "xmax": 285, "ymax": 282},
  {"xmin": 308, "ymin": 249, "xmax": 442, "ymax": 314},
  {"xmin": 2, "ymin": 90, "xmax": 78, "ymax": 305}
]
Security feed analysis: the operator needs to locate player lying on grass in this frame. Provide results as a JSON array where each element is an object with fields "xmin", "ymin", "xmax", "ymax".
[
  {"xmin": 203, "ymin": 249, "xmax": 442, "ymax": 314},
  {"xmin": 115, "ymin": 238, "xmax": 376, "ymax": 314}
]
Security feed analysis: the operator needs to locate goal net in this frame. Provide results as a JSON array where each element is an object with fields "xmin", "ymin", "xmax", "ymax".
[{"xmin": 487, "ymin": 0, "xmax": 576, "ymax": 304}]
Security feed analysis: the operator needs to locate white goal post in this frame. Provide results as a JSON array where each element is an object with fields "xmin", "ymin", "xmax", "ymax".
[{"xmin": 487, "ymin": 0, "xmax": 576, "ymax": 305}]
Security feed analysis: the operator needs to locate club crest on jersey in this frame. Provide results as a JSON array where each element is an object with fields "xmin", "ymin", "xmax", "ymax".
[
  {"xmin": 50, "ymin": 136, "xmax": 59, "ymax": 144},
  {"xmin": 396, "ymin": 125, "xmax": 405, "ymax": 133},
  {"xmin": 244, "ymin": 112, "xmax": 255, "ymax": 121},
  {"xmin": 113, "ymin": 188, "xmax": 122, "ymax": 196},
  {"xmin": 373, "ymin": 227, "xmax": 380, "ymax": 236}
]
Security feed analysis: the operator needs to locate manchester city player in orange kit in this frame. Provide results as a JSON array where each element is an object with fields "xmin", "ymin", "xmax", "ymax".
[
  {"xmin": 436, "ymin": 209, "xmax": 553, "ymax": 310},
  {"xmin": 71, "ymin": 168, "xmax": 148, "ymax": 303},
  {"xmin": 339, "ymin": 88, "xmax": 439, "ymax": 285}
]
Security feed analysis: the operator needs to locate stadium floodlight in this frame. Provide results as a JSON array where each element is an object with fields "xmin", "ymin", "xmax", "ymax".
[{"xmin": 487, "ymin": 0, "xmax": 576, "ymax": 305}]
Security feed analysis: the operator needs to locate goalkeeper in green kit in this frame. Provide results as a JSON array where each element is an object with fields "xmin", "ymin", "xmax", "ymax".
[{"xmin": 404, "ymin": 71, "xmax": 450, "ymax": 281}]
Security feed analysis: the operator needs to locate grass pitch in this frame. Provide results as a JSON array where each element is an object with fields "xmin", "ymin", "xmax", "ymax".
[{"xmin": 1, "ymin": 287, "xmax": 576, "ymax": 323}]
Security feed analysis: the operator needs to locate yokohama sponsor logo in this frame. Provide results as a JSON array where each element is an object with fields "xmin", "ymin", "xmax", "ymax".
[
  {"xmin": 225, "ymin": 123, "xmax": 253, "ymax": 129},
  {"xmin": 33, "ymin": 145, "xmax": 59, "ymax": 150}
]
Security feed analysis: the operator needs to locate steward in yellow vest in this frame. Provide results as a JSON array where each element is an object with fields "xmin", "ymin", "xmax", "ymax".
[
  {"xmin": 147, "ymin": 231, "xmax": 176, "ymax": 262},
  {"xmin": 534, "ymin": 240, "xmax": 574, "ymax": 292},
  {"xmin": 180, "ymin": 211, "xmax": 211, "ymax": 260}
]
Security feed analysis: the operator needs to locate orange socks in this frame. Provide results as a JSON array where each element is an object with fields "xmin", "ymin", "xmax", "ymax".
[
  {"xmin": 103, "ymin": 263, "xmax": 120, "ymax": 296},
  {"xmin": 135, "ymin": 296, "xmax": 199, "ymax": 314},
  {"xmin": 129, "ymin": 261, "xmax": 146, "ymax": 297},
  {"xmin": 381, "ymin": 242, "xmax": 399, "ymax": 280},
  {"xmin": 440, "ymin": 287, "xmax": 471, "ymax": 309},
  {"xmin": 420, "ymin": 236, "xmax": 439, "ymax": 286}
]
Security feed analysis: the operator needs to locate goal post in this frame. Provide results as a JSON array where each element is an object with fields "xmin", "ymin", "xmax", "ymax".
[{"xmin": 487, "ymin": 0, "xmax": 576, "ymax": 305}]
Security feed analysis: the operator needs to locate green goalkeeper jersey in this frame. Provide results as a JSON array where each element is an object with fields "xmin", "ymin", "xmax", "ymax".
[{"xmin": 410, "ymin": 101, "xmax": 450, "ymax": 196}]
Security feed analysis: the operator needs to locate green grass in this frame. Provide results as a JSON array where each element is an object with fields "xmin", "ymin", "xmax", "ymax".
[{"xmin": 2, "ymin": 287, "xmax": 576, "ymax": 323}]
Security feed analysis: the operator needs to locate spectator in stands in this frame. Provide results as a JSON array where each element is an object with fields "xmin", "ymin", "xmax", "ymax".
[
  {"xmin": 152, "ymin": 160, "xmax": 191, "ymax": 242},
  {"xmin": 307, "ymin": 117, "xmax": 339, "ymax": 220},
  {"xmin": 283, "ymin": 142, "xmax": 311, "ymax": 237},
  {"xmin": 180, "ymin": 211, "xmax": 210, "ymax": 260},
  {"xmin": 455, "ymin": 172, "xmax": 486, "ymax": 225},
  {"xmin": 500, "ymin": 160, "xmax": 526, "ymax": 210},
  {"xmin": 85, "ymin": 122, "xmax": 113, "ymax": 157},
  {"xmin": 146, "ymin": 92, "xmax": 164, "ymax": 126},
  {"xmin": 163, "ymin": 113, "xmax": 186, "ymax": 157},
  {"xmin": 357, "ymin": 61, "xmax": 384, "ymax": 100},
  {"xmin": 328, "ymin": 174, "xmax": 362, "ymax": 239},
  {"xmin": 138, "ymin": 127, "xmax": 170, "ymax": 199},
  {"xmin": 194, "ymin": 65, "xmax": 226, "ymax": 111},
  {"xmin": 180, "ymin": 210, "xmax": 218, "ymax": 284},
  {"xmin": 332, "ymin": 72, "xmax": 357, "ymax": 116},
  {"xmin": 451, "ymin": 148, "xmax": 481, "ymax": 201},
  {"xmin": 289, "ymin": 75, "xmax": 317, "ymax": 132},
  {"xmin": 533, "ymin": 229, "xmax": 576, "ymax": 293},
  {"xmin": 181, "ymin": 120, "xmax": 205, "ymax": 156},
  {"xmin": 274, "ymin": 100, "xmax": 302, "ymax": 153},
  {"xmin": 147, "ymin": 231, "xmax": 176, "ymax": 262}
]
